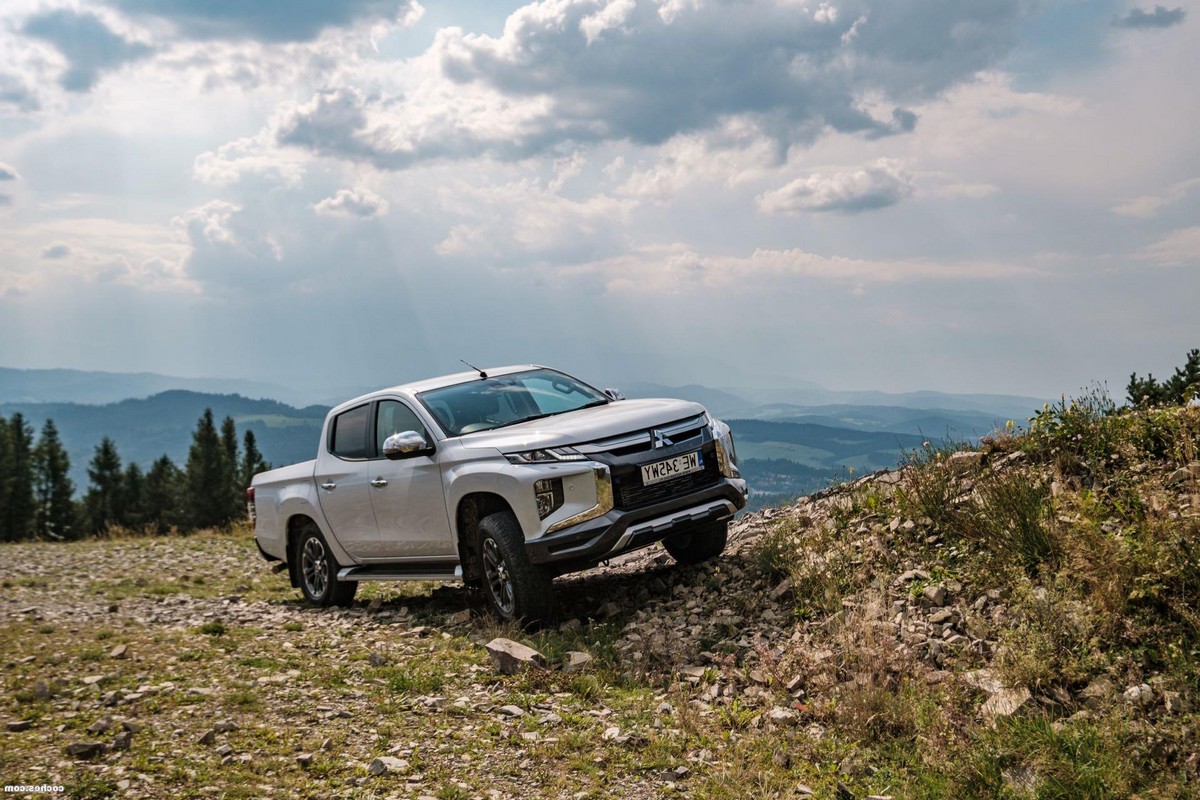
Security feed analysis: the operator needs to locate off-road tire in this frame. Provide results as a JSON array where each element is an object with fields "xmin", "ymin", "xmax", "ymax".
[
  {"xmin": 476, "ymin": 511, "xmax": 556, "ymax": 626},
  {"xmin": 295, "ymin": 521, "xmax": 358, "ymax": 607},
  {"xmin": 663, "ymin": 520, "xmax": 728, "ymax": 565}
]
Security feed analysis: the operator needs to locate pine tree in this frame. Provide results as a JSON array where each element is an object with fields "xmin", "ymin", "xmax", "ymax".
[
  {"xmin": 85, "ymin": 437, "xmax": 123, "ymax": 534},
  {"xmin": 0, "ymin": 416, "xmax": 13, "ymax": 541},
  {"xmin": 240, "ymin": 429, "xmax": 271, "ymax": 489},
  {"xmin": 1128, "ymin": 348, "xmax": 1200, "ymax": 407},
  {"xmin": 219, "ymin": 416, "xmax": 242, "ymax": 524},
  {"xmin": 33, "ymin": 419, "xmax": 75, "ymax": 540},
  {"xmin": 3, "ymin": 413, "xmax": 36, "ymax": 542},
  {"xmin": 122, "ymin": 462, "xmax": 146, "ymax": 530},
  {"xmin": 144, "ymin": 455, "xmax": 183, "ymax": 534},
  {"xmin": 186, "ymin": 409, "xmax": 228, "ymax": 530}
]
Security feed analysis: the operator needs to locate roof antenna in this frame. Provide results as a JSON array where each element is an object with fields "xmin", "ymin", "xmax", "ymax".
[{"xmin": 460, "ymin": 359, "xmax": 488, "ymax": 379}]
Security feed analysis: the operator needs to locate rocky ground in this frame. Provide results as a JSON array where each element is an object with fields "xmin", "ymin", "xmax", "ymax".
[{"xmin": 3, "ymin": 402, "xmax": 1200, "ymax": 799}]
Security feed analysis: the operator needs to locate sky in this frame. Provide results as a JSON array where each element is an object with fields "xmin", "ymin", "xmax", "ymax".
[{"xmin": 0, "ymin": 0, "xmax": 1197, "ymax": 401}]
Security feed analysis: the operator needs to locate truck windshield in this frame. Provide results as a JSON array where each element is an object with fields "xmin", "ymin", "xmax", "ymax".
[{"xmin": 417, "ymin": 369, "xmax": 610, "ymax": 436}]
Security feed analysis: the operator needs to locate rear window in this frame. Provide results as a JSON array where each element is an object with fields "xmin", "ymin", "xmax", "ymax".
[{"xmin": 330, "ymin": 404, "xmax": 371, "ymax": 459}]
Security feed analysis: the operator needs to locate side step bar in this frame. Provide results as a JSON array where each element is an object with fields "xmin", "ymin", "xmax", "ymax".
[{"xmin": 337, "ymin": 565, "xmax": 462, "ymax": 582}]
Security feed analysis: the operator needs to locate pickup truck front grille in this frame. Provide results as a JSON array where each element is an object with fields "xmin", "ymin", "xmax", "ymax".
[{"xmin": 612, "ymin": 452, "xmax": 721, "ymax": 510}]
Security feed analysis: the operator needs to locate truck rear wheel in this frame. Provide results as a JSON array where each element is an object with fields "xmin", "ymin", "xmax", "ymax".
[
  {"xmin": 476, "ymin": 511, "xmax": 556, "ymax": 626},
  {"xmin": 295, "ymin": 521, "xmax": 358, "ymax": 608},
  {"xmin": 663, "ymin": 520, "xmax": 728, "ymax": 565}
]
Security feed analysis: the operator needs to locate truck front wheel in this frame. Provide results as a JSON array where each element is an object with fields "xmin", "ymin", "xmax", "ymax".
[
  {"xmin": 663, "ymin": 520, "xmax": 728, "ymax": 565},
  {"xmin": 476, "ymin": 511, "xmax": 556, "ymax": 626},
  {"xmin": 295, "ymin": 521, "xmax": 358, "ymax": 608}
]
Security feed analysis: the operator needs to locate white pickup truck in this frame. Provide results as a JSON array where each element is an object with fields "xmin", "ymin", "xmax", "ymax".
[{"xmin": 249, "ymin": 365, "xmax": 747, "ymax": 623}]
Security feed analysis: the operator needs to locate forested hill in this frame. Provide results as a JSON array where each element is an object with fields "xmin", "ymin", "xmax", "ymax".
[{"xmin": 0, "ymin": 391, "xmax": 328, "ymax": 489}]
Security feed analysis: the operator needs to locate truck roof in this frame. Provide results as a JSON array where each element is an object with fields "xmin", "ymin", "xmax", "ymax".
[{"xmin": 332, "ymin": 364, "xmax": 543, "ymax": 412}]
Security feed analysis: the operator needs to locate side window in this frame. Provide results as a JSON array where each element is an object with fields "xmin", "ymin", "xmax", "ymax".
[
  {"xmin": 330, "ymin": 404, "xmax": 371, "ymax": 459},
  {"xmin": 376, "ymin": 400, "xmax": 429, "ymax": 454}
]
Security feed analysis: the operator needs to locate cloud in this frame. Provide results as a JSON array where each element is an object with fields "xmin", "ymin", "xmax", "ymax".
[
  {"xmin": 0, "ymin": 195, "xmax": 11, "ymax": 206},
  {"xmin": 0, "ymin": 73, "xmax": 40, "ymax": 112},
  {"xmin": 757, "ymin": 158, "xmax": 914, "ymax": 214},
  {"xmin": 21, "ymin": 8, "xmax": 154, "ymax": 92},
  {"xmin": 41, "ymin": 243, "xmax": 71, "ymax": 259},
  {"xmin": 106, "ymin": 0, "xmax": 424, "ymax": 43},
  {"xmin": 1113, "ymin": 5, "xmax": 1186, "ymax": 29},
  {"xmin": 1141, "ymin": 226, "xmax": 1200, "ymax": 266},
  {"xmin": 313, "ymin": 188, "xmax": 390, "ymax": 218},
  {"xmin": 0, "ymin": 162, "xmax": 18, "ymax": 181},
  {"xmin": 1111, "ymin": 177, "xmax": 1200, "ymax": 218},
  {"xmin": 273, "ymin": 0, "xmax": 1026, "ymax": 170}
]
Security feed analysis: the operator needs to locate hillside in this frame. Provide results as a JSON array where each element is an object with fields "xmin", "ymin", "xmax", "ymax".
[
  {"xmin": 1, "ymin": 400, "xmax": 1196, "ymax": 797},
  {"xmin": 0, "ymin": 367, "xmax": 295, "ymax": 406},
  {"xmin": 0, "ymin": 391, "xmax": 328, "ymax": 488}
]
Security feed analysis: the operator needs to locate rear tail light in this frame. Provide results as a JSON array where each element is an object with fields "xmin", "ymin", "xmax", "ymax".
[{"xmin": 246, "ymin": 487, "xmax": 256, "ymax": 523}]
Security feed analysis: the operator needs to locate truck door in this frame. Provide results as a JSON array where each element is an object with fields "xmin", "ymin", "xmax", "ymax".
[
  {"xmin": 314, "ymin": 402, "xmax": 382, "ymax": 560},
  {"xmin": 368, "ymin": 399, "xmax": 455, "ymax": 559}
]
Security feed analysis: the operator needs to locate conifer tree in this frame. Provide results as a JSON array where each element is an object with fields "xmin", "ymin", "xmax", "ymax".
[
  {"xmin": 122, "ymin": 462, "xmax": 146, "ymax": 530},
  {"xmin": 3, "ymin": 414, "xmax": 36, "ymax": 542},
  {"xmin": 33, "ymin": 419, "xmax": 75, "ymax": 540},
  {"xmin": 144, "ymin": 455, "xmax": 183, "ymax": 534},
  {"xmin": 219, "ymin": 416, "xmax": 242, "ymax": 523},
  {"xmin": 85, "ymin": 437, "xmax": 123, "ymax": 534},
  {"xmin": 0, "ymin": 416, "xmax": 13, "ymax": 541},
  {"xmin": 1128, "ymin": 348, "xmax": 1200, "ymax": 407},
  {"xmin": 240, "ymin": 429, "xmax": 271, "ymax": 489},
  {"xmin": 186, "ymin": 409, "xmax": 228, "ymax": 529}
]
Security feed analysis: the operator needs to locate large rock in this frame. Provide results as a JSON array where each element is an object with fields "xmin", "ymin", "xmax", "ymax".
[
  {"xmin": 368, "ymin": 756, "xmax": 410, "ymax": 776},
  {"xmin": 66, "ymin": 741, "xmax": 107, "ymax": 759},
  {"xmin": 981, "ymin": 687, "xmax": 1032, "ymax": 722},
  {"xmin": 563, "ymin": 651, "xmax": 593, "ymax": 673},
  {"xmin": 484, "ymin": 638, "xmax": 545, "ymax": 675}
]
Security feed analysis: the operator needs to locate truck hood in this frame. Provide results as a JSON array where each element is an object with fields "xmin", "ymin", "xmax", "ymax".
[{"xmin": 457, "ymin": 398, "xmax": 707, "ymax": 452}]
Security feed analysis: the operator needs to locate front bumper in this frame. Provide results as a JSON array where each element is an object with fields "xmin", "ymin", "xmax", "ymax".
[{"xmin": 524, "ymin": 476, "xmax": 748, "ymax": 573}]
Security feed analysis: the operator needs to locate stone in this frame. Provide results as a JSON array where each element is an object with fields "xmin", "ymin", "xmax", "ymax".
[
  {"xmin": 765, "ymin": 707, "xmax": 799, "ymax": 726},
  {"xmin": 446, "ymin": 609, "xmax": 471, "ymax": 626},
  {"xmin": 66, "ymin": 741, "xmax": 106, "ymax": 759},
  {"xmin": 497, "ymin": 705, "xmax": 524, "ymax": 718},
  {"xmin": 484, "ymin": 638, "xmax": 545, "ymax": 675},
  {"xmin": 981, "ymin": 687, "xmax": 1032, "ymax": 721},
  {"xmin": 121, "ymin": 720, "xmax": 144, "ymax": 733},
  {"xmin": 923, "ymin": 586, "xmax": 947, "ymax": 606},
  {"xmin": 598, "ymin": 601, "xmax": 621, "ymax": 619},
  {"xmin": 215, "ymin": 744, "xmax": 233, "ymax": 757},
  {"xmin": 82, "ymin": 675, "xmax": 105, "ymax": 686},
  {"xmin": 6, "ymin": 720, "xmax": 33, "ymax": 732},
  {"xmin": 563, "ymin": 651, "xmax": 593, "ymax": 673},
  {"xmin": 296, "ymin": 753, "xmax": 314, "ymax": 767},
  {"xmin": 368, "ymin": 756, "xmax": 410, "ymax": 776},
  {"xmin": 112, "ymin": 731, "xmax": 133, "ymax": 751},
  {"xmin": 368, "ymin": 652, "xmax": 388, "ymax": 667},
  {"xmin": 1080, "ymin": 675, "xmax": 1114, "ymax": 709},
  {"xmin": 86, "ymin": 716, "xmax": 114, "ymax": 734},
  {"xmin": 1123, "ymin": 683, "xmax": 1154, "ymax": 707},
  {"xmin": 198, "ymin": 728, "xmax": 217, "ymax": 745},
  {"xmin": 109, "ymin": 644, "xmax": 128, "ymax": 659},
  {"xmin": 769, "ymin": 579, "xmax": 793, "ymax": 600}
]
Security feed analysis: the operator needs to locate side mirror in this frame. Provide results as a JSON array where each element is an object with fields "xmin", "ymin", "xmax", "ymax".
[
  {"xmin": 383, "ymin": 431, "xmax": 432, "ymax": 459},
  {"xmin": 604, "ymin": 388, "xmax": 625, "ymax": 401}
]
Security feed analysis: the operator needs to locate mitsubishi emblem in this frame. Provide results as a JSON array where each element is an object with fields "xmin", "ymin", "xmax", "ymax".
[{"xmin": 651, "ymin": 429, "xmax": 673, "ymax": 449}]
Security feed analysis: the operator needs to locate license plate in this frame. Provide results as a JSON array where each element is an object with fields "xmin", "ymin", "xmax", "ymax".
[{"xmin": 641, "ymin": 450, "xmax": 702, "ymax": 486}]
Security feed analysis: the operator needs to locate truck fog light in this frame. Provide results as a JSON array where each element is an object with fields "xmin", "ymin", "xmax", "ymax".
[{"xmin": 534, "ymin": 478, "xmax": 564, "ymax": 519}]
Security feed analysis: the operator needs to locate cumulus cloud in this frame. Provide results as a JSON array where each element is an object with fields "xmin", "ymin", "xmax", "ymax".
[
  {"xmin": 1113, "ymin": 5, "xmax": 1186, "ymax": 29},
  {"xmin": 1111, "ymin": 177, "xmax": 1200, "ymax": 218},
  {"xmin": 1141, "ymin": 226, "xmax": 1200, "ymax": 266},
  {"xmin": 272, "ymin": 0, "xmax": 1025, "ymax": 170},
  {"xmin": 313, "ymin": 188, "xmax": 390, "ymax": 218},
  {"xmin": 106, "ymin": 0, "xmax": 424, "ymax": 43},
  {"xmin": 757, "ymin": 158, "xmax": 914, "ymax": 214},
  {"xmin": 0, "ymin": 73, "xmax": 40, "ymax": 112},
  {"xmin": 41, "ymin": 243, "xmax": 71, "ymax": 259},
  {"xmin": 22, "ymin": 8, "xmax": 154, "ymax": 92}
]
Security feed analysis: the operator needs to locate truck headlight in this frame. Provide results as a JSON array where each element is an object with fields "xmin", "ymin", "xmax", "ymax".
[
  {"xmin": 505, "ymin": 447, "xmax": 586, "ymax": 464},
  {"xmin": 708, "ymin": 417, "xmax": 740, "ymax": 479},
  {"xmin": 534, "ymin": 478, "xmax": 564, "ymax": 519}
]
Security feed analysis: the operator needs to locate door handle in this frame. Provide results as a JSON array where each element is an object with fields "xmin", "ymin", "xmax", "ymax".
[
  {"xmin": 370, "ymin": 478, "xmax": 388, "ymax": 488},
  {"xmin": 320, "ymin": 481, "xmax": 337, "ymax": 491}
]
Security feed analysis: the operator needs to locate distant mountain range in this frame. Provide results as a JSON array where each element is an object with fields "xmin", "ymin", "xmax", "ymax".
[{"xmin": 1, "ymin": 366, "xmax": 1043, "ymax": 503}]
